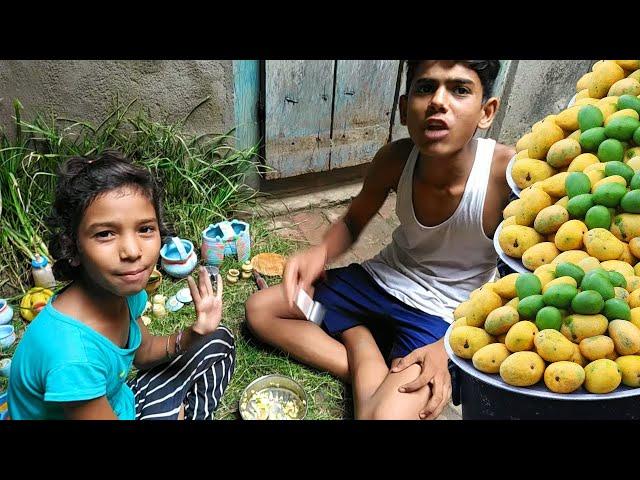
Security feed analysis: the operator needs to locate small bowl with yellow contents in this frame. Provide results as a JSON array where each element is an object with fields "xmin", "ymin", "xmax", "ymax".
[{"xmin": 239, "ymin": 374, "xmax": 308, "ymax": 420}]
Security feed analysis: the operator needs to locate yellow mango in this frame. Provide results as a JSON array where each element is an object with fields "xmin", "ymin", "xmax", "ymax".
[
  {"xmin": 569, "ymin": 343, "xmax": 588, "ymax": 367},
  {"xmin": 583, "ymin": 161, "xmax": 607, "ymax": 173},
  {"xmin": 617, "ymin": 242, "xmax": 637, "ymax": 266},
  {"xmin": 615, "ymin": 60, "xmax": 640, "ymax": 71},
  {"xmin": 465, "ymin": 290, "xmax": 503, "ymax": 328},
  {"xmin": 599, "ymin": 260, "xmax": 635, "ymax": 278},
  {"xmin": 561, "ymin": 314, "xmax": 609, "ymax": 343},
  {"xmin": 629, "ymin": 289, "xmax": 640, "ymax": 309},
  {"xmin": 535, "ymin": 329, "xmax": 575, "ymax": 362},
  {"xmin": 512, "ymin": 158, "xmax": 557, "ymax": 189},
  {"xmin": 515, "ymin": 132, "xmax": 533, "ymax": 153},
  {"xmin": 492, "ymin": 273, "xmax": 520, "ymax": 299},
  {"xmin": 577, "ymin": 256, "xmax": 601, "ymax": 273},
  {"xmin": 453, "ymin": 300, "xmax": 472, "ymax": 320},
  {"xmin": 500, "ymin": 351, "xmax": 545, "ymax": 387},
  {"xmin": 596, "ymin": 96, "xmax": 619, "ymax": 120},
  {"xmin": 610, "ymin": 214, "xmax": 640, "ymax": 242},
  {"xmin": 551, "ymin": 249, "xmax": 590, "ymax": 266},
  {"xmin": 542, "ymin": 276, "xmax": 578, "ymax": 294},
  {"xmin": 472, "ymin": 343, "xmax": 511, "ymax": 374},
  {"xmin": 449, "ymin": 326, "xmax": 495, "ymax": 359},
  {"xmin": 627, "ymin": 69, "xmax": 640, "ymax": 82},
  {"xmin": 626, "ymin": 156, "xmax": 640, "ymax": 172},
  {"xmin": 555, "ymin": 195, "xmax": 569, "ymax": 208},
  {"xmin": 567, "ymin": 129, "xmax": 582, "ymax": 142},
  {"xmin": 576, "ymin": 72, "xmax": 593, "ymax": 92},
  {"xmin": 528, "ymin": 121, "xmax": 565, "ymax": 160},
  {"xmin": 534, "ymin": 263, "xmax": 557, "ymax": 288},
  {"xmin": 533, "ymin": 205, "xmax": 569, "ymax": 234},
  {"xmin": 604, "ymin": 108, "xmax": 640, "ymax": 126},
  {"xmin": 554, "ymin": 219, "xmax": 588, "ymax": 251},
  {"xmin": 484, "ymin": 306, "xmax": 520, "ymax": 336},
  {"xmin": 568, "ymin": 153, "xmax": 599, "ymax": 172},
  {"xmin": 498, "ymin": 224, "xmax": 544, "ymax": 258},
  {"xmin": 579, "ymin": 335, "xmax": 615, "ymax": 361},
  {"xmin": 555, "ymin": 106, "xmax": 581, "ymax": 132},
  {"xmin": 515, "ymin": 187, "xmax": 552, "ymax": 226},
  {"xmin": 451, "ymin": 318, "xmax": 467, "ymax": 330},
  {"xmin": 544, "ymin": 361, "xmax": 585, "ymax": 393},
  {"xmin": 625, "ymin": 276, "xmax": 640, "ymax": 293},
  {"xmin": 592, "ymin": 175, "xmax": 627, "ymax": 192},
  {"xmin": 503, "ymin": 198, "xmax": 522, "ymax": 219},
  {"xmin": 628, "ymin": 238, "xmax": 640, "ymax": 259},
  {"xmin": 583, "ymin": 228, "xmax": 625, "ymax": 261},
  {"xmin": 506, "ymin": 294, "xmax": 520, "ymax": 307},
  {"xmin": 609, "ymin": 319, "xmax": 640, "ymax": 355},
  {"xmin": 505, "ymin": 321, "xmax": 539, "ymax": 352},
  {"xmin": 615, "ymin": 355, "xmax": 640, "ymax": 387},
  {"xmin": 589, "ymin": 60, "xmax": 625, "ymax": 98},
  {"xmin": 584, "ymin": 359, "xmax": 622, "ymax": 393},
  {"xmin": 522, "ymin": 242, "xmax": 560, "ymax": 271},
  {"xmin": 539, "ymin": 172, "xmax": 570, "ymax": 198},
  {"xmin": 574, "ymin": 94, "xmax": 597, "ymax": 105},
  {"xmin": 608, "ymin": 78, "xmax": 640, "ymax": 97}
]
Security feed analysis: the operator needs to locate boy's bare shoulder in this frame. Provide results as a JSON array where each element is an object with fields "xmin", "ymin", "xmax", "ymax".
[
  {"xmin": 491, "ymin": 141, "xmax": 516, "ymax": 180},
  {"xmin": 369, "ymin": 138, "xmax": 414, "ymax": 188}
]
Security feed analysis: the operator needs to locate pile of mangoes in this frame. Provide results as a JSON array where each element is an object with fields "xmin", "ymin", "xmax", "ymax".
[
  {"xmin": 512, "ymin": 60, "xmax": 640, "ymax": 186},
  {"xmin": 500, "ymin": 60, "xmax": 640, "ymax": 272},
  {"xmin": 449, "ymin": 265, "xmax": 640, "ymax": 394}
]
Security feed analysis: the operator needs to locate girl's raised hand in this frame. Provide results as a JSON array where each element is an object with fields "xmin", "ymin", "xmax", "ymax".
[{"xmin": 187, "ymin": 266, "xmax": 223, "ymax": 335}]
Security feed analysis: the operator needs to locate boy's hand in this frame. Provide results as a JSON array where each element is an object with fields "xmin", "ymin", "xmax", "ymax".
[
  {"xmin": 283, "ymin": 245, "xmax": 328, "ymax": 309},
  {"xmin": 188, "ymin": 266, "xmax": 223, "ymax": 335},
  {"xmin": 391, "ymin": 339, "xmax": 452, "ymax": 420}
]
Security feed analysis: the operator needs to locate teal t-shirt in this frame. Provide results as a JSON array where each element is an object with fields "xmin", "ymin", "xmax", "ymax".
[{"xmin": 8, "ymin": 290, "xmax": 147, "ymax": 420}]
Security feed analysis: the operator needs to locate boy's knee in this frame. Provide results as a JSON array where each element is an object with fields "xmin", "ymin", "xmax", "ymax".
[
  {"xmin": 358, "ymin": 398, "xmax": 419, "ymax": 420},
  {"xmin": 245, "ymin": 291, "xmax": 267, "ymax": 333}
]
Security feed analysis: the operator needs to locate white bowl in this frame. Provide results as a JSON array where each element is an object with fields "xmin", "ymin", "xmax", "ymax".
[
  {"xmin": 493, "ymin": 220, "xmax": 530, "ymax": 274},
  {"xmin": 567, "ymin": 93, "xmax": 577, "ymax": 108}
]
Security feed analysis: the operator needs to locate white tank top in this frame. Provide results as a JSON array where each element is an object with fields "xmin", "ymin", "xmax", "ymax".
[{"xmin": 362, "ymin": 138, "xmax": 498, "ymax": 323}]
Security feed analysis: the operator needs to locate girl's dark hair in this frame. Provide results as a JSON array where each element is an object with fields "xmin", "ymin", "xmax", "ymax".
[
  {"xmin": 48, "ymin": 150, "xmax": 173, "ymax": 281},
  {"xmin": 405, "ymin": 60, "xmax": 501, "ymax": 102}
]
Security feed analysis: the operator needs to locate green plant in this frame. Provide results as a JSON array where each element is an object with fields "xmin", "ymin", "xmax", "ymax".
[{"xmin": 0, "ymin": 97, "xmax": 262, "ymax": 297}]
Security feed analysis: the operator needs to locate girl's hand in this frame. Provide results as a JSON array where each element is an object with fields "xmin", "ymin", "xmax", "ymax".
[{"xmin": 187, "ymin": 266, "xmax": 223, "ymax": 335}]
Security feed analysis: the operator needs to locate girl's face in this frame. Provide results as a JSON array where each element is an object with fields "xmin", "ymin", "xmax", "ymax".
[{"xmin": 75, "ymin": 186, "xmax": 161, "ymax": 297}]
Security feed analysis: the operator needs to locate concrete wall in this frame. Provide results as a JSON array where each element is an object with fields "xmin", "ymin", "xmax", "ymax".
[
  {"xmin": 489, "ymin": 60, "xmax": 595, "ymax": 145},
  {"xmin": 0, "ymin": 60, "xmax": 235, "ymax": 138}
]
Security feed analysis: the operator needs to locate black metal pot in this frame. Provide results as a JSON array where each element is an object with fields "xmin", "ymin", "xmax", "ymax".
[{"xmin": 445, "ymin": 327, "xmax": 640, "ymax": 420}]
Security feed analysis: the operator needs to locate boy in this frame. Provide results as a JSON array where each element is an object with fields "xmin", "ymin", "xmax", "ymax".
[{"xmin": 246, "ymin": 60, "xmax": 514, "ymax": 419}]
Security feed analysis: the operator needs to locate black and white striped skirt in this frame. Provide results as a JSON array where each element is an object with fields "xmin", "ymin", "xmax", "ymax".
[{"xmin": 127, "ymin": 326, "xmax": 235, "ymax": 420}]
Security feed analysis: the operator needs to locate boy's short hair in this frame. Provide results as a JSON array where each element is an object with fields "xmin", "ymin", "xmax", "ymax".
[{"xmin": 405, "ymin": 60, "xmax": 501, "ymax": 102}]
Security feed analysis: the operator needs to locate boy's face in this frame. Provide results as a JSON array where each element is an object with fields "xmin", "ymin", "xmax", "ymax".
[
  {"xmin": 75, "ymin": 187, "xmax": 161, "ymax": 297},
  {"xmin": 400, "ymin": 61, "xmax": 498, "ymax": 157}
]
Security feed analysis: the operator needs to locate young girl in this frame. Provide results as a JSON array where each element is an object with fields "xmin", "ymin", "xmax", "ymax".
[{"xmin": 8, "ymin": 150, "xmax": 235, "ymax": 420}]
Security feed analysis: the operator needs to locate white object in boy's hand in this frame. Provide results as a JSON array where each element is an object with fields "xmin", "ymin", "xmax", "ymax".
[{"xmin": 295, "ymin": 288, "xmax": 326, "ymax": 326}]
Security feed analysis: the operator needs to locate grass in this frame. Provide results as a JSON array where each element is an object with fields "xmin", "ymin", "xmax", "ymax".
[
  {"xmin": 0, "ymin": 98, "xmax": 259, "ymax": 298},
  {"xmin": 0, "ymin": 98, "xmax": 349, "ymax": 419},
  {"xmin": 0, "ymin": 218, "xmax": 350, "ymax": 420}
]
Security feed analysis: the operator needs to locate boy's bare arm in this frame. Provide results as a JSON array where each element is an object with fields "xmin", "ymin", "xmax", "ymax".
[{"xmin": 283, "ymin": 139, "xmax": 411, "ymax": 307}]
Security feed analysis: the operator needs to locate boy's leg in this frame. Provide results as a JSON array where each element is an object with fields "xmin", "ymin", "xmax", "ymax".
[
  {"xmin": 245, "ymin": 283, "xmax": 350, "ymax": 382},
  {"xmin": 342, "ymin": 326, "xmax": 429, "ymax": 420},
  {"xmin": 128, "ymin": 326, "xmax": 235, "ymax": 420},
  {"xmin": 340, "ymin": 325, "xmax": 394, "ymax": 416}
]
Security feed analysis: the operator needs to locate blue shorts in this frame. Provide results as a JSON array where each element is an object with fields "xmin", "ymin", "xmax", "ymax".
[{"xmin": 313, "ymin": 263, "xmax": 449, "ymax": 361}]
